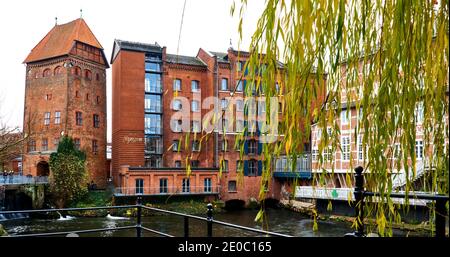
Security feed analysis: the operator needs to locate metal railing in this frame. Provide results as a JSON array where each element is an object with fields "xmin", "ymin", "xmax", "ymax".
[
  {"xmin": 0, "ymin": 175, "xmax": 48, "ymax": 185},
  {"xmin": 274, "ymin": 153, "xmax": 312, "ymax": 173},
  {"xmin": 345, "ymin": 166, "xmax": 449, "ymax": 238},
  {"xmin": 296, "ymin": 186, "xmax": 432, "ymax": 206},
  {"xmin": 0, "ymin": 198, "xmax": 292, "ymax": 237},
  {"xmin": 114, "ymin": 186, "xmax": 220, "ymax": 196}
]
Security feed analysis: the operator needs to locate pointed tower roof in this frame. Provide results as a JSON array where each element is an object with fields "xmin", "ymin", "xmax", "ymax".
[{"xmin": 24, "ymin": 18, "xmax": 104, "ymax": 63}]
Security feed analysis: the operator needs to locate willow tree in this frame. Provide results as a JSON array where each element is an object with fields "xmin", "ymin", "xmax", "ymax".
[{"xmin": 232, "ymin": 0, "xmax": 449, "ymax": 236}]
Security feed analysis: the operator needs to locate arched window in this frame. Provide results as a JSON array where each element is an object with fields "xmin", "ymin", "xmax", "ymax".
[
  {"xmin": 54, "ymin": 66, "xmax": 62, "ymax": 75},
  {"xmin": 74, "ymin": 66, "xmax": 82, "ymax": 76},
  {"xmin": 85, "ymin": 69, "xmax": 92, "ymax": 80},
  {"xmin": 43, "ymin": 68, "xmax": 51, "ymax": 77}
]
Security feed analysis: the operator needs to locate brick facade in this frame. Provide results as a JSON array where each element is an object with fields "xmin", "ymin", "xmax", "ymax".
[
  {"xmin": 22, "ymin": 19, "xmax": 108, "ymax": 188},
  {"xmin": 110, "ymin": 40, "xmax": 325, "ymax": 205}
]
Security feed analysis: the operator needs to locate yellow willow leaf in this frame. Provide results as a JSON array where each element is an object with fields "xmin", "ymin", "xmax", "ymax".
[
  {"xmin": 254, "ymin": 209, "xmax": 264, "ymax": 223},
  {"xmin": 285, "ymin": 134, "xmax": 292, "ymax": 155}
]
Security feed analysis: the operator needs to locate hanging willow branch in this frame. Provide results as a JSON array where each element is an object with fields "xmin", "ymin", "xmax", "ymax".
[{"xmin": 232, "ymin": 0, "xmax": 449, "ymax": 236}]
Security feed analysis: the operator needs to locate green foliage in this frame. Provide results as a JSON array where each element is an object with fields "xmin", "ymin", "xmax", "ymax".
[
  {"xmin": 49, "ymin": 136, "xmax": 88, "ymax": 208},
  {"xmin": 232, "ymin": 0, "xmax": 449, "ymax": 236},
  {"xmin": 0, "ymin": 224, "xmax": 7, "ymax": 236},
  {"xmin": 69, "ymin": 191, "xmax": 112, "ymax": 208}
]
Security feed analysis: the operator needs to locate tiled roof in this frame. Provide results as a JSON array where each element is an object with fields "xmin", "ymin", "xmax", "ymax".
[
  {"xmin": 166, "ymin": 54, "xmax": 206, "ymax": 66},
  {"xmin": 24, "ymin": 18, "xmax": 103, "ymax": 63}
]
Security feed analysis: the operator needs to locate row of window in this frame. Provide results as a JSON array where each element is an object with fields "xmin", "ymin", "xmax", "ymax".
[
  {"xmin": 134, "ymin": 178, "xmax": 213, "ymax": 194},
  {"xmin": 172, "ymin": 78, "xmax": 246, "ymax": 93},
  {"xmin": 36, "ymin": 66, "xmax": 102, "ymax": 81},
  {"xmin": 44, "ymin": 92, "xmax": 101, "ymax": 104},
  {"xmin": 171, "ymin": 98, "xmax": 281, "ymax": 114},
  {"xmin": 312, "ymin": 137, "xmax": 425, "ymax": 162},
  {"xmin": 28, "ymin": 138, "xmax": 98, "ymax": 153},
  {"xmin": 170, "ymin": 118, "xmax": 277, "ymax": 134},
  {"xmin": 339, "ymin": 104, "xmax": 424, "ymax": 126},
  {"xmin": 170, "ymin": 159, "xmax": 260, "ymax": 176},
  {"xmin": 43, "ymin": 111, "xmax": 100, "ymax": 127},
  {"xmin": 171, "ymin": 138, "xmax": 258, "ymax": 154}
]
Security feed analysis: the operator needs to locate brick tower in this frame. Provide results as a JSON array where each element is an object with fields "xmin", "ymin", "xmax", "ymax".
[{"xmin": 22, "ymin": 18, "xmax": 109, "ymax": 188}]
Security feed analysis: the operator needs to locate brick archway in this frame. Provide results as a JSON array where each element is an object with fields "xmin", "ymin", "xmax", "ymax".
[{"xmin": 36, "ymin": 161, "xmax": 50, "ymax": 176}]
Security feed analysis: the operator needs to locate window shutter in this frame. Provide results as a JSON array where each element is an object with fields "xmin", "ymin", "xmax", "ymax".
[
  {"xmin": 243, "ymin": 120, "xmax": 249, "ymax": 136},
  {"xmin": 244, "ymin": 140, "xmax": 249, "ymax": 154},
  {"xmin": 257, "ymin": 161, "xmax": 262, "ymax": 176},
  {"xmin": 243, "ymin": 160, "xmax": 249, "ymax": 176},
  {"xmin": 258, "ymin": 142, "xmax": 262, "ymax": 155}
]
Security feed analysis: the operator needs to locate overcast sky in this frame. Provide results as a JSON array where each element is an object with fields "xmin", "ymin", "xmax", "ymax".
[{"xmin": 0, "ymin": 0, "xmax": 265, "ymax": 141}]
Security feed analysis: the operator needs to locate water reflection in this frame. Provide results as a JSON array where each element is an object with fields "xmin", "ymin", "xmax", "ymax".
[{"xmin": 0, "ymin": 208, "xmax": 428, "ymax": 237}]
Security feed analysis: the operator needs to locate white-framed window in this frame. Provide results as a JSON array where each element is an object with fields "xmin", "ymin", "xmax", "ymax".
[
  {"xmin": 393, "ymin": 143, "xmax": 402, "ymax": 160},
  {"xmin": 358, "ymin": 135, "xmax": 364, "ymax": 161},
  {"xmin": 54, "ymin": 111, "xmax": 61, "ymax": 125},
  {"xmin": 182, "ymin": 178, "xmax": 190, "ymax": 192},
  {"xmin": 312, "ymin": 148, "xmax": 319, "ymax": 161},
  {"xmin": 135, "ymin": 179, "xmax": 144, "ymax": 194},
  {"xmin": 358, "ymin": 107, "xmax": 363, "ymax": 121},
  {"xmin": 221, "ymin": 160, "xmax": 229, "ymax": 172},
  {"xmin": 44, "ymin": 112, "xmax": 51, "ymax": 125},
  {"xmin": 415, "ymin": 140, "xmax": 424, "ymax": 159},
  {"xmin": 221, "ymin": 78, "xmax": 228, "ymax": 91},
  {"xmin": 191, "ymin": 80, "xmax": 200, "ymax": 92},
  {"xmin": 191, "ymin": 100, "xmax": 200, "ymax": 112},
  {"xmin": 236, "ymin": 100, "xmax": 244, "ymax": 112},
  {"xmin": 228, "ymin": 180, "xmax": 237, "ymax": 192},
  {"xmin": 236, "ymin": 61, "xmax": 243, "ymax": 72},
  {"xmin": 415, "ymin": 102, "xmax": 424, "ymax": 124},
  {"xmin": 236, "ymin": 80, "xmax": 243, "ymax": 92},
  {"xmin": 204, "ymin": 178, "xmax": 212, "ymax": 192},
  {"xmin": 341, "ymin": 136, "xmax": 350, "ymax": 161},
  {"xmin": 41, "ymin": 138, "xmax": 48, "ymax": 151},
  {"xmin": 192, "ymin": 120, "xmax": 201, "ymax": 133},
  {"xmin": 172, "ymin": 99, "xmax": 182, "ymax": 111},
  {"xmin": 236, "ymin": 120, "xmax": 244, "ymax": 132},
  {"xmin": 173, "ymin": 79, "xmax": 181, "ymax": 91},
  {"xmin": 248, "ymin": 159, "xmax": 257, "ymax": 176},
  {"xmin": 221, "ymin": 139, "xmax": 228, "ymax": 151},
  {"xmin": 221, "ymin": 98, "xmax": 228, "ymax": 110},
  {"xmin": 192, "ymin": 140, "xmax": 200, "ymax": 152},
  {"xmin": 316, "ymin": 129, "xmax": 322, "ymax": 141},
  {"xmin": 248, "ymin": 140, "xmax": 257, "ymax": 154},
  {"xmin": 258, "ymin": 101, "xmax": 266, "ymax": 114},
  {"xmin": 340, "ymin": 110, "xmax": 349, "ymax": 125},
  {"xmin": 172, "ymin": 140, "xmax": 180, "ymax": 152},
  {"xmin": 172, "ymin": 119, "xmax": 182, "ymax": 132},
  {"xmin": 159, "ymin": 178, "xmax": 168, "ymax": 193},
  {"xmin": 327, "ymin": 127, "xmax": 332, "ymax": 137}
]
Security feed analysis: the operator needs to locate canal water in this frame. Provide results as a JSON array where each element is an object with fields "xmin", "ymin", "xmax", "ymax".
[{"xmin": 1, "ymin": 208, "xmax": 428, "ymax": 237}]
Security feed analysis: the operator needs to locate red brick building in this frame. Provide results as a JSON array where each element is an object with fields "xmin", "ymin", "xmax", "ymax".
[
  {"xmin": 110, "ymin": 40, "xmax": 325, "ymax": 205},
  {"xmin": 22, "ymin": 18, "xmax": 108, "ymax": 188}
]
